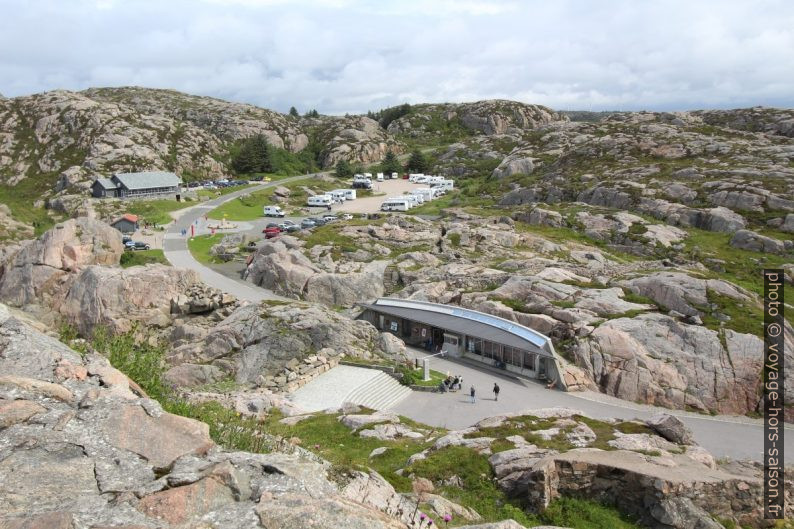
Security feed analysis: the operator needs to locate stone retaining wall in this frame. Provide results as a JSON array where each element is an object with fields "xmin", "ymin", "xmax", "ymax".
[{"xmin": 258, "ymin": 354, "xmax": 340, "ymax": 393}]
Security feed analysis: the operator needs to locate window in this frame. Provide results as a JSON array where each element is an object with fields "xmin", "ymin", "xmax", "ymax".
[{"xmin": 523, "ymin": 352, "xmax": 535, "ymax": 371}]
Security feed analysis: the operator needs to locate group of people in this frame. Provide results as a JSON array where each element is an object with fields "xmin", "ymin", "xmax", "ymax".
[
  {"xmin": 437, "ymin": 376, "xmax": 501, "ymax": 404},
  {"xmin": 438, "ymin": 374, "xmax": 463, "ymax": 393}
]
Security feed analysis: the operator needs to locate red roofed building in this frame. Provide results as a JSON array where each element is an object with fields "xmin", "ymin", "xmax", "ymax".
[{"xmin": 110, "ymin": 214, "xmax": 139, "ymax": 234}]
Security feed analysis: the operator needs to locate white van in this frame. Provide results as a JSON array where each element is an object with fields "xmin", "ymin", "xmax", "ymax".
[
  {"xmin": 307, "ymin": 194, "xmax": 334, "ymax": 207},
  {"xmin": 363, "ymin": 173, "xmax": 373, "ymax": 179},
  {"xmin": 342, "ymin": 189, "xmax": 357, "ymax": 200},
  {"xmin": 329, "ymin": 189, "xmax": 347, "ymax": 202},
  {"xmin": 391, "ymin": 172, "xmax": 399, "ymax": 179},
  {"xmin": 408, "ymin": 173, "xmax": 424, "ymax": 182},
  {"xmin": 263, "ymin": 205, "xmax": 285, "ymax": 217},
  {"xmin": 376, "ymin": 172, "xmax": 384, "ymax": 181},
  {"xmin": 381, "ymin": 198, "xmax": 411, "ymax": 212}
]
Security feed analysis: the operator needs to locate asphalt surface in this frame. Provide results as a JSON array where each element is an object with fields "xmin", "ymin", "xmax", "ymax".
[
  {"xmin": 391, "ymin": 348, "xmax": 793, "ymax": 461},
  {"xmin": 162, "ymin": 177, "xmax": 791, "ymax": 462},
  {"xmin": 162, "ymin": 176, "xmax": 309, "ymax": 302}
]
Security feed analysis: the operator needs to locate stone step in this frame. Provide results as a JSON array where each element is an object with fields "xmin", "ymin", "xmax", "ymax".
[{"xmin": 344, "ymin": 371, "xmax": 411, "ymax": 411}]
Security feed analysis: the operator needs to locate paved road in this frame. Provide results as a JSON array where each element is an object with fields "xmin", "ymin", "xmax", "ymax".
[
  {"xmin": 391, "ymin": 348, "xmax": 793, "ymax": 461},
  {"xmin": 162, "ymin": 176, "xmax": 790, "ymax": 462},
  {"xmin": 163, "ymin": 176, "xmax": 309, "ymax": 302}
]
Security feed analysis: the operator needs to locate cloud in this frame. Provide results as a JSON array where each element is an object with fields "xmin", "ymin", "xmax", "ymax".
[{"xmin": 0, "ymin": 0, "xmax": 793, "ymax": 113}]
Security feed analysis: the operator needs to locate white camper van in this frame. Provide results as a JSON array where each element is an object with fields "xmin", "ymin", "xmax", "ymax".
[
  {"xmin": 329, "ymin": 190, "xmax": 347, "ymax": 202},
  {"xmin": 376, "ymin": 172, "xmax": 384, "ymax": 181},
  {"xmin": 307, "ymin": 194, "xmax": 334, "ymax": 207},
  {"xmin": 381, "ymin": 198, "xmax": 411, "ymax": 212},
  {"xmin": 263, "ymin": 205, "xmax": 285, "ymax": 217},
  {"xmin": 408, "ymin": 173, "xmax": 424, "ymax": 182},
  {"xmin": 342, "ymin": 189, "xmax": 357, "ymax": 200},
  {"xmin": 363, "ymin": 173, "xmax": 373, "ymax": 179},
  {"xmin": 391, "ymin": 172, "xmax": 399, "ymax": 179},
  {"xmin": 412, "ymin": 188, "xmax": 435, "ymax": 202},
  {"xmin": 406, "ymin": 194, "xmax": 422, "ymax": 207}
]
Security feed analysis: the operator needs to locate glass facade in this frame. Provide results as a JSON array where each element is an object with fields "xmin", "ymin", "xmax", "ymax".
[{"xmin": 466, "ymin": 336, "xmax": 535, "ymax": 373}]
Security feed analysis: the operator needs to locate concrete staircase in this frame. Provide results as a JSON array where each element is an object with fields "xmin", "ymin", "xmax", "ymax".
[
  {"xmin": 289, "ymin": 365, "xmax": 412, "ymax": 412},
  {"xmin": 343, "ymin": 371, "xmax": 412, "ymax": 411}
]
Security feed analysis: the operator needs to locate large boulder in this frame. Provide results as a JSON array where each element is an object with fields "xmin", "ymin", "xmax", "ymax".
[
  {"xmin": 646, "ymin": 413, "xmax": 695, "ymax": 445},
  {"xmin": 58, "ymin": 264, "xmax": 203, "ymax": 335},
  {"xmin": 0, "ymin": 218, "xmax": 123, "ymax": 306},
  {"xmin": 168, "ymin": 301, "xmax": 389, "ymax": 386},
  {"xmin": 247, "ymin": 240, "xmax": 387, "ymax": 307},
  {"xmin": 729, "ymin": 229, "xmax": 787, "ymax": 254}
]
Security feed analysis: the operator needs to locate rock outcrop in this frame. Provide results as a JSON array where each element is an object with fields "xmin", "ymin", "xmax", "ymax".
[
  {"xmin": 0, "ymin": 218, "xmax": 122, "ymax": 307},
  {"xmin": 246, "ymin": 238, "xmax": 387, "ymax": 306}
]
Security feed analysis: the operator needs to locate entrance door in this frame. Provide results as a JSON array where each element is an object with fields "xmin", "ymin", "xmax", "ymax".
[
  {"xmin": 432, "ymin": 328, "xmax": 444, "ymax": 349},
  {"xmin": 538, "ymin": 357, "xmax": 547, "ymax": 378},
  {"xmin": 443, "ymin": 333, "xmax": 461, "ymax": 357}
]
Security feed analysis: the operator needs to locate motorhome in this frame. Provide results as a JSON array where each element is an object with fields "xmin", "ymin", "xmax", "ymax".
[
  {"xmin": 391, "ymin": 172, "xmax": 399, "ymax": 179},
  {"xmin": 263, "ymin": 205, "xmax": 285, "ymax": 217},
  {"xmin": 342, "ymin": 189, "xmax": 357, "ymax": 200},
  {"xmin": 405, "ymin": 192, "xmax": 425, "ymax": 204},
  {"xmin": 376, "ymin": 172, "xmax": 385, "ymax": 181},
  {"xmin": 381, "ymin": 198, "xmax": 411, "ymax": 211},
  {"xmin": 329, "ymin": 189, "xmax": 348, "ymax": 202},
  {"xmin": 412, "ymin": 188, "xmax": 436, "ymax": 202},
  {"xmin": 307, "ymin": 194, "xmax": 334, "ymax": 207},
  {"xmin": 402, "ymin": 194, "xmax": 421, "ymax": 207},
  {"xmin": 363, "ymin": 173, "xmax": 373, "ymax": 179},
  {"xmin": 408, "ymin": 173, "xmax": 425, "ymax": 182},
  {"xmin": 436, "ymin": 179, "xmax": 454, "ymax": 191}
]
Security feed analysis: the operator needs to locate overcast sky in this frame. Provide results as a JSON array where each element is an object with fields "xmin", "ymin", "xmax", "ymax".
[{"xmin": 1, "ymin": 0, "xmax": 793, "ymax": 114}]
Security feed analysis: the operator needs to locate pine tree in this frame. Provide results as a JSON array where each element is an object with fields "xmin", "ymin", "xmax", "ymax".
[
  {"xmin": 380, "ymin": 150, "xmax": 401, "ymax": 174},
  {"xmin": 289, "ymin": 106, "xmax": 299, "ymax": 118},
  {"xmin": 231, "ymin": 135, "xmax": 272, "ymax": 175},
  {"xmin": 335, "ymin": 159, "xmax": 353, "ymax": 178},
  {"xmin": 405, "ymin": 149, "xmax": 428, "ymax": 173}
]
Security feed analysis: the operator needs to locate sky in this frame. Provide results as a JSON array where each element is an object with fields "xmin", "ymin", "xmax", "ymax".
[{"xmin": 1, "ymin": 0, "xmax": 793, "ymax": 114}]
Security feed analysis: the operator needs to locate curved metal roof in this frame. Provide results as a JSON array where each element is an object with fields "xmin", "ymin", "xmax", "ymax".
[{"xmin": 362, "ymin": 297, "xmax": 556, "ymax": 357}]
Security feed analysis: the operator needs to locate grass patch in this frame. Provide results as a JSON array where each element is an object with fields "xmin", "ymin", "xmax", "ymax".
[
  {"xmin": 187, "ymin": 233, "xmax": 226, "ymax": 264},
  {"xmin": 539, "ymin": 496, "xmax": 641, "ymax": 529},
  {"xmin": 119, "ymin": 249, "xmax": 169, "ymax": 268},
  {"xmin": 261, "ymin": 410, "xmax": 436, "ymax": 492},
  {"xmin": 125, "ymin": 198, "xmax": 189, "ymax": 225}
]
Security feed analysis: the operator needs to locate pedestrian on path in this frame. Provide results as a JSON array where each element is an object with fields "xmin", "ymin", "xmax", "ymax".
[
  {"xmin": 469, "ymin": 386, "xmax": 476, "ymax": 403},
  {"xmin": 493, "ymin": 383, "xmax": 500, "ymax": 401}
]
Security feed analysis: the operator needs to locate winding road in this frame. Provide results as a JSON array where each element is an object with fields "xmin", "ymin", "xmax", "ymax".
[
  {"xmin": 162, "ymin": 176, "xmax": 791, "ymax": 461},
  {"xmin": 163, "ymin": 175, "xmax": 307, "ymax": 302}
]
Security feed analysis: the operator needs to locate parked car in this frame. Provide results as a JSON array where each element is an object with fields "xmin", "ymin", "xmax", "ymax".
[
  {"xmin": 308, "ymin": 217, "xmax": 327, "ymax": 226},
  {"xmin": 263, "ymin": 225, "xmax": 281, "ymax": 239},
  {"xmin": 124, "ymin": 240, "xmax": 150, "ymax": 251},
  {"xmin": 300, "ymin": 218, "xmax": 317, "ymax": 229},
  {"xmin": 122, "ymin": 236, "xmax": 132, "ymax": 245},
  {"xmin": 322, "ymin": 214, "xmax": 337, "ymax": 223},
  {"xmin": 340, "ymin": 213, "xmax": 353, "ymax": 221},
  {"xmin": 278, "ymin": 220, "xmax": 298, "ymax": 230},
  {"xmin": 284, "ymin": 224, "xmax": 301, "ymax": 233}
]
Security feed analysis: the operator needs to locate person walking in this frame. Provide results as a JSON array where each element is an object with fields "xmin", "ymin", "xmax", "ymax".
[
  {"xmin": 469, "ymin": 386, "xmax": 476, "ymax": 404},
  {"xmin": 493, "ymin": 382, "xmax": 500, "ymax": 401}
]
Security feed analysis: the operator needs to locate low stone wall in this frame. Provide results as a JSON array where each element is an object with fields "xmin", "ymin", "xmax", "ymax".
[
  {"xmin": 258, "ymin": 354, "xmax": 340, "ymax": 393},
  {"xmin": 525, "ymin": 452, "xmax": 780, "ymax": 528}
]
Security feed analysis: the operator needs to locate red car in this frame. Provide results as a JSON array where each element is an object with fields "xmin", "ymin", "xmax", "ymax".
[{"xmin": 263, "ymin": 224, "xmax": 281, "ymax": 239}]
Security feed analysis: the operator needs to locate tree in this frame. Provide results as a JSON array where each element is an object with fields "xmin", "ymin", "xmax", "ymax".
[
  {"xmin": 334, "ymin": 159, "xmax": 353, "ymax": 178},
  {"xmin": 380, "ymin": 150, "xmax": 401, "ymax": 174},
  {"xmin": 289, "ymin": 106, "xmax": 299, "ymax": 118},
  {"xmin": 304, "ymin": 109, "xmax": 319, "ymax": 118},
  {"xmin": 231, "ymin": 135, "xmax": 273, "ymax": 175},
  {"xmin": 404, "ymin": 149, "xmax": 428, "ymax": 173}
]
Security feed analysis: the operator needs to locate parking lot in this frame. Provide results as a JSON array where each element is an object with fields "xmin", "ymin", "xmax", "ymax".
[{"xmin": 123, "ymin": 177, "xmax": 438, "ymax": 249}]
